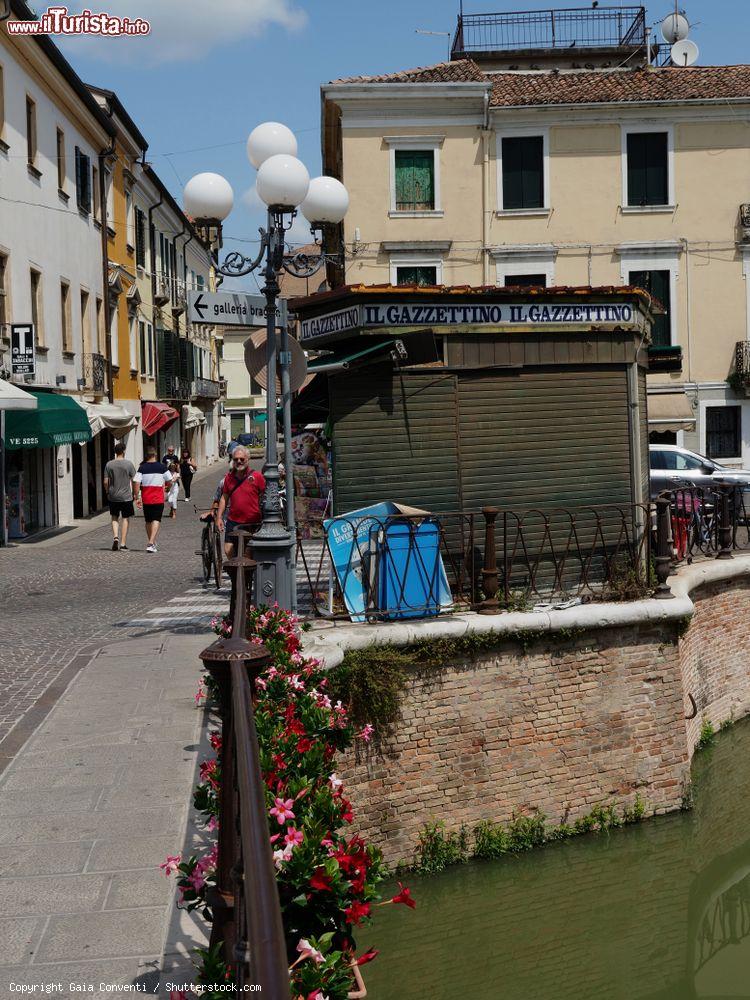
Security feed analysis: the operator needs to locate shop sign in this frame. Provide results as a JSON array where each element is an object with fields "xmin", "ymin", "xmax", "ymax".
[
  {"xmin": 11, "ymin": 324, "xmax": 35, "ymax": 376},
  {"xmin": 300, "ymin": 300, "xmax": 637, "ymax": 342}
]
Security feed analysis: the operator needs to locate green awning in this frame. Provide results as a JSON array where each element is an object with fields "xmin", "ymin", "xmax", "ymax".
[
  {"xmin": 307, "ymin": 340, "xmax": 393, "ymax": 374},
  {"xmin": 3, "ymin": 391, "xmax": 92, "ymax": 450}
]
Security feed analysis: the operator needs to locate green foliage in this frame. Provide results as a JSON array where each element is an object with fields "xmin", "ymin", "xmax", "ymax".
[
  {"xmin": 720, "ymin": 717, "xmax": 734, "ymax": 733},
  {"xmin": 727, "ymin": 371, "xmax": 747, "ymax": 395},
  {"xmin": 327, "ymin": 646, "xmax": 409, "ymax": 733},
  {"xmin": 411, "ymin": 797, "xmax": 648, "ymax": 874},
  {"xmin": 696, "ymin": 719, "xmax": 716, "ymax": 750},
  {"xmin": 675, "ymin": 615, "xmax": 693, "ymax": 639},
  {"xmin": 496, "ymin": 588, "xmax": 532, "ymax": 613},
  {"xmin": 606, "ymin": 555, "xmax": 655, "ymax": 602}
]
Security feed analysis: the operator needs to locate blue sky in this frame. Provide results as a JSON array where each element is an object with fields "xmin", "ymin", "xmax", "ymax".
[{"xmin": 51, "ymin": 0, "xmax": 748, "ymax": 289}]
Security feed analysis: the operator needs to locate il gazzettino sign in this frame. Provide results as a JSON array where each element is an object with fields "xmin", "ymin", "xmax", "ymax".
[{"xmin": 299, "ymin": 300, "xmax": 638, "ymax": 343}]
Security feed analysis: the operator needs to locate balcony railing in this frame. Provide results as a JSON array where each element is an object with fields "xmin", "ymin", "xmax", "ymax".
[
  {"xmin": 157, "ymin": 373, "xmax": 191, "ymax": 401},
  {"xmin": 735, "ymin": 341, "xmax": 750, "ymax": 388},
  {"xmin": 83, "ymin": 351, "xmax": 107, "ymax": 394},
  {"xmin": 451, "ymin": 6, "xmax": 649, "ymax": 59},
  {"xmin": 192, "ymin": 377, "xmax": 221, "ymax": 399},
  {"xmin": 659, "ymin": 483, "xmax": 750, "ymax": 568}
]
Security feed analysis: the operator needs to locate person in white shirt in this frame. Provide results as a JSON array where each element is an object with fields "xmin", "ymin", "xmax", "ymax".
[{"xmin": 167, "ymin": 462, "xmax": 181, "ymax": 519}]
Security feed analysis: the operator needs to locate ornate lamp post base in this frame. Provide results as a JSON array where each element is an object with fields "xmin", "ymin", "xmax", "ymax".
[{"xmin": 252, "ymin": 522, "xmax": 295, "ymax": 609}]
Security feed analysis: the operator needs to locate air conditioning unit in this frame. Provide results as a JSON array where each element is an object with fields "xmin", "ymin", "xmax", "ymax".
[
  {"xmin": 172, "ymin": 291, "xmax": 187, "ymax": 316},
  {"xmin": 740, "ymin": 204, "xmax": 750, "ymax": 243},
  {"xmin": 154, "ymin": 277, "xmax": 170, "ymax": 305}
]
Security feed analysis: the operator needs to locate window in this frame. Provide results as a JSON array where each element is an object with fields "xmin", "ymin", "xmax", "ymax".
[
  {"xmin": 126, "ymin": 190, "xmax": 134, "ymax": 250},
  {"xmin": 196, "ymin": 273, "xmax": 205, "ymax": 291},
  {"xmin": 0, "ymin": 252, "xmax": 7, "ymax": 335},
  {"xmin": 395, "ymin": 265, "xmax": 437, "ymax": 287},
  {"xmin": 110, "ymin": 301, "xmax": 119, "ymax": 366},
  {"xmin": 95, "ymin": 296, "xmax": 103, "ymax": 353},
  {"xmin": 147, "ymin": 322, "xmax": 154, "ymax": 376},
  {"xmin": 56, "ymin": 128, "xmax": 65, "ymax": 191},
  {"xmin": 502, "ymin": 273, "xmax": 547, "ymax": 288},
  {"xmin": 390, "ymin": 255, "xmax": 442, "ymax": 287},
  {"xmin": 135, "ymin": 208, "xmax": 146, "ymax": 268},
  {"xmin": 0, "ymin": 65, "xmax": 5, "ymax": 139},
  {"xmin": 623, "ymin": 128, "xmax": 674, "ymax": 209},
  {"xmin": 128, "ymin": 313, "xmax": 137, "ymax": 370},
  {"xmin": 395, "ymin": 151, "xmax": 434, "ymax": 212},
  {"xmin": 75, "ymin": 147, "xmax": 91, "ymax": 214},
  {"xmin": 501, "ymin": 135, "xmax": 544, "ymax": 210},
  {"xmin": 92, "ymin": 165, "xmax": 101, "ymax": 222},
  {"xmin": 25, "ymin": 96, "xmax": 37, "ymax": 169},
  {"xmin": 706, "ymin": 406, "xmax": 741, "ymax": 460},
  {"xmin": 60, "ymin": 281, "xmax": 72, "ymax": 352},
  {"xmin": 80, "ymin": 289, "xmax": 90, "ymax": 353},
  {"xmin": 629, "ymin": 270, "xmax": 671, "ymax": 347},
  {"xmin": 30, "ymin": 268, "xmax": 43, "ymax": 346}
]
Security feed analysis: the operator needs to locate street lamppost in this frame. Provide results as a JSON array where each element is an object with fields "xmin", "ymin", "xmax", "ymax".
[{"xmin": 183, "ymin": 122, "xmax": 349, "ymax": 611}]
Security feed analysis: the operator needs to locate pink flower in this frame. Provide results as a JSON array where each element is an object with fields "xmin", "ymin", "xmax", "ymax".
[
  {"xmin": 170, "ymin": 991, "xmax": 188, "ymax": 1000},
  {"xmin": 188, "ymin": 869, "xmax": 206, "ymax": 893},
  {"xmin": 359, "ymin": 723, "xmax": 375, "ymax": 743},
  {"xmin": 289, "ymin": 674, "xmax": 305, "ymax": 691},
  {"xmin": 255, "ymin": 676, "xmax": 267, "ymax": 691},
  {"xmin": 284, "ymin": 826, "xmax": 304, "ymax": 847},
  {"xmin": 269, "ymin": 797, "xmax": 295, "ymax": 825},
  {"xmin": 206, "ymin": 815, "xmax": 219, "ymax": 832},
  {"xmin": 194, "ymin": 684, "xmax": 205, "ymax": 706},
  {"xmin": 160, "ymin": 854, "xmax": 182, "ymax": 877},
  {"xmin": 329, "ymin": 773, "xmax": 343, "ymax": 791},
  {"xmin": 273, "ymin": 845, "xmax": 294, "ymax": 869},
  {"xmin": 296, "ymin": 938, "xmax": 325, "ymax": 965},
  {"xmin": 317, "ymin": 693, "xmax": 332, "ymax": 710}
]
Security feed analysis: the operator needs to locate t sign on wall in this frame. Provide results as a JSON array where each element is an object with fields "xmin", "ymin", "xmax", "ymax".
[{"xmin": 11, "ymin": 324, "xmax": 35, "ymax": 376}]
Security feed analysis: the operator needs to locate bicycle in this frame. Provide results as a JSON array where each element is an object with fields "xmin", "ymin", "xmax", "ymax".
[{"xmin": 196, "ymin": 505, "xmax": 223, "ymax": 588}]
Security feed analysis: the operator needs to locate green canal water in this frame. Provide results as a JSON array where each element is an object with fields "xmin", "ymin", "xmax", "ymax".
[{"xmin": 365, "ymin": 717, "xmax": 750, "ymax": 1000}]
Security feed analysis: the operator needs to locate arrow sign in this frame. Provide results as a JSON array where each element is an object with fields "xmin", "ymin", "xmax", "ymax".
[{"xmin": 188, "ymin": 289, "xmax": 287, "ymax": 328}]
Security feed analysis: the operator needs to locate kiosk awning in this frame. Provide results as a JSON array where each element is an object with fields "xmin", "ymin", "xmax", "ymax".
[
  {"xmin": 142, "ymin": 401, "xmax": 179, "ymax": 437},
  {"xmin": 3, "ymin": 391, "xmax": 92, "ymax": 450},
  {"xmin": 183, "ymin": 405, "xmax": 207, "ymax": 429},
  {"xmin": 648, "ymin": 391, "xmax": 696, "ymax": 432},
  {"xmin": 77, "ymin": 401, "xmax": 137, "ymax": 439},
  {"xmin": 307, "ymin": 341, "xmax": 394, "ymax": 374}
]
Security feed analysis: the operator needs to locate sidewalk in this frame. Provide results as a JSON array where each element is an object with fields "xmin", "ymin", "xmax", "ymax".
[{"xmin": 0, "ymin": 629, "xmax": 211, "ymax": 997}]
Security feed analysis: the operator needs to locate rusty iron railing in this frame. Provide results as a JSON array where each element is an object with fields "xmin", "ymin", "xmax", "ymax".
[
  {"xmin": 200, "ymin": 534, "xmax": 291, "ymax": 998},
  {"xmin": 658, "ymin": 482, "xmax": 750, "ymax": 571},
  {"xmin": 296, "ymin": 502, "xmax": 653, "ymax": 620}
]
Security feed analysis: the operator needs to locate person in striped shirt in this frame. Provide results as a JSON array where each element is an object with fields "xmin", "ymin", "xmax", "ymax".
[{"xmin": 133, "ymin": 447, "xmax": 173, "ymax": 553}]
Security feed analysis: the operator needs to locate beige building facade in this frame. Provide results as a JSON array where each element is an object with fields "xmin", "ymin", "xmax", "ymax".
[{"xmin": 322, "ymin": 62, "xmax": 750, "ymax": 469}]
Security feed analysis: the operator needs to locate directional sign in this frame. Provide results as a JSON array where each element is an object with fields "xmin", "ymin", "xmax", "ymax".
[
  {"xmin": 188, "ymin": 290, "xmax": 287, "ymax": 328},
  {"xmin": 11, "ymin": 324, "xmax": 35, "ymax": 376}
]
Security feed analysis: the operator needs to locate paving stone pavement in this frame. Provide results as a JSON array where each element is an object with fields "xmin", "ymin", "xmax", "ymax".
[{"xmin": 0, "ymin": 468, "xmax": 228, "ymax": 750}]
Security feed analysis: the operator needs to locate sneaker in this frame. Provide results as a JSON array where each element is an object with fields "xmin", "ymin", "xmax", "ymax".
[
  {"xmin": 111, "ymin": 539, "xmax": 119, "ymax": 551},
  {"xmin": 120, "ymin": 544, "xmax": 128, "ymax": 551},
  {"xmin": 146, "ymin": 543, "xmax": 155, "ymax": 553}
]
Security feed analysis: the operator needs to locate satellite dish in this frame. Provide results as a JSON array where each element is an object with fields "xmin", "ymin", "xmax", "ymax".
[
  {"xmin": 671, "ymin": 38, "xmax": 699, "ymax": 66},
  {"xmin": 661, "ymin": 12, "xmax": 689, "ymax": 44},
  {"xmin": 244, "ymin": 329, "xmax": 308, "ymax": 393}
]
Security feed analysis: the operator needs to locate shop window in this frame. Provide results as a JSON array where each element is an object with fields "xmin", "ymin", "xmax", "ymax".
[
  {"xmin": 395, "ymin": 265, "xmax": 437, "ymax": 287},
  {"xmin": 501, "ymin": 135, "xmax": 544, "ymax": 210},
  {"xmin": 394, "ymin": 150, "xmax": 435, "ymax": 211},
  {"xmin": 629, "ymin": 269, "xmax": 671, "ymax": 347},
  {"xmin": 626, "ymin": 131, "xmax": 669, "ymax": 207},
  {"xmin": 706, "ymin": 406, "xmax": 741, "ymax": 459}
]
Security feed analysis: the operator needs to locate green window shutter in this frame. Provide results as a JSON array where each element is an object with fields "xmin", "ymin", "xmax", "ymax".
[
  {"xmin": 630, "ymin": 269, "xmax": 671, "ymax": 347},
  {"xmin": 627, "ymin": 132, "xmax": 668, "ymax": 206},
  {"xmin": 502, "ymin": 136, "xmax": 543, "ymax": 210},
  {"xmin": 395, "ymin": 150, "xmax": 434, "ymax": 211}
]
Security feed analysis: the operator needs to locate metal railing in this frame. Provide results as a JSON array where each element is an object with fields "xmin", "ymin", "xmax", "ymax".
[
  {"xmin": 735, "ymin": 341, "xmax": 750, "ymax": 385},
  {"xmin": 296, "ymin": 502, "xmax": 653, "ymax": 620},
  {"xmin": 657, "ymin": 483, "xmax": 750, "ymax": 572},
  {"xmin": 451, "ymin": 6, "xmax": 647, "ymax": 58},
  {"xmin": 199, "ymin": 539, "xmax": 290, "ymax": 998},
  {"xmin": 157, "ymin": 373, "xmax": 191, "ymax": 400},
  {"xmin": 82, "ymin": 351, "xmax": 107, "ymax": 393},
  {"xmin": 193, "ymin": 377, "xmax": 221, "ymax": 399}
]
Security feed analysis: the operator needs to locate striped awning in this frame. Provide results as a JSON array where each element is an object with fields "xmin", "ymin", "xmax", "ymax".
[{"xmin": 647, "ymin": 391, "xmax": 696, "ymax": 432}]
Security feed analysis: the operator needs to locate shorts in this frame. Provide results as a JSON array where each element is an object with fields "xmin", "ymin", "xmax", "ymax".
[
  {"xmin": 142, "ymin": 503, "xmax": 164, "ymax": 523},
  {"xmin": 109, "ymin": 500, "xmax": 134, "ymax": 518},
  {"xmin": 225, "ymin": 519, "xmax": 260, "ymax": 540}
]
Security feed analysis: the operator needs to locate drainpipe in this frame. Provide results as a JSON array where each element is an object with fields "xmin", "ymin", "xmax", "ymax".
[
  {"xmin": 481, "ymin": 87, "xmax": 491, "ymax": 286},
  {"xmin": 98, "ymin": 143, "xmax": 115, "ymax": 404}
]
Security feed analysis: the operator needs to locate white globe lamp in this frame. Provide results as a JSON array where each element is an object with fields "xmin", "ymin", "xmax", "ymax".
[
  {"xmin": 183, "ymin": 172, "xmax": 234, "ymax": 222},
  {"xmin": 256, "ymin": 154, "xmax": 310, "ymax": 210},
  {"xmin": 247, "ymin": 122, "xmax": 298, "ymax": 170},
  {"xmin": 300, "ymin": 176, "xmax": 349, "ymax": 225}
]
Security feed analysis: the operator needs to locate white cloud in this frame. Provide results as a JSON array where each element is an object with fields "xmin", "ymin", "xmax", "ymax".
[
  {"xmin": 284, "ymin": 212, "xmax": 315, "ymax": 247},
  {"xmin": 242, "ymin": 184, "xmax": 263, "ymax": 210},
  {"xmin": 57, "ymin": 0, "xmax": 307, "ymax": 65}
]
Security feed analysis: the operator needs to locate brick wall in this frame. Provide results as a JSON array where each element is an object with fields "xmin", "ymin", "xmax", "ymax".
[{"xmin": 338, "ymin": 577, "xmax": 750, "ymax": 866}]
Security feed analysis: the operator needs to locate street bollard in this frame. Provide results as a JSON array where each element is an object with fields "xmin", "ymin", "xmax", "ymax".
[
  {"xmin": 654, "ymin": 496, "xmax": 674, "ymax": 599},
  {"xmin": 717, "ymin": 487, "xmax": 734, "ymax": 560},
  {"xmin": 478, "ymin": 506, "xmax": 500, "ymax": 614}
]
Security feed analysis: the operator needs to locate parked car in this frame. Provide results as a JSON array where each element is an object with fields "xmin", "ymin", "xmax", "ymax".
[{"xmin": 650, "ymin": 444, "xmax": 750, "ymax": 496}]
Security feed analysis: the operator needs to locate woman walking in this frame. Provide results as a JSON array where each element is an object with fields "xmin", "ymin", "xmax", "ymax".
[
  {"xmin": 167, "ymin": 462, "xmax": 181, "ymax": 518},
  {"xmin": 180, "ymin": 449, "xmax": 197, "ymax": 501}
]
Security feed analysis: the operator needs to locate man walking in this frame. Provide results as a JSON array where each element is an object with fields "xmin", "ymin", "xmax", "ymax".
[
  {"xmin": 103, "ymin": 442, "xmax": 136, "ymax": 551},
  {"xmin": 133, "ymin": 447, "xmax": 172, "ymax": 553},
  {"xmin": 216, "ymin": 446, "xmax": 265, "ymax": 558},
  {"xmin": 161, "ymin": 444, "xmax": 177, "ymax": 467}
]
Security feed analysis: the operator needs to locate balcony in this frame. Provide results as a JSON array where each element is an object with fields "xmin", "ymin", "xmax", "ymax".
[
  {"xmin": 83, "ymin": 352, "xmax": 107, "ymax": 394},
  {"xmin": 731, "ymin": 341, "xmax": 750, "ymax": 394},
  {"xmin": 192, "ymin": 377, "xmax": 221, "ymax": 400},
  {"xmin": 450, "ymin": 6, "xmax": 660, "ymax": 66},
  {"xmin": 157, "ymin": 373, "xmax": 192, "ymax": 401}
]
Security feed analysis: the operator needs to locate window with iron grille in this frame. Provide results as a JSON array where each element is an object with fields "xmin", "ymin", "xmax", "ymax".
[
  {"xmin": 706, "ymin": 406, "xmax": 741, "ymax": 459},
  {"xmin": 394, "ymin": 150, "xmax": 435, "ymax": 211},
  {"xmin": 626, "ymin": 132, "xmax": 668, "ymax": 207},
  {"xmin": 629, "ymin": 269, "xmax": 671, "ymax": 348},
  {"xmin": 502, "ymin": 136, "xmax": 544, "ymax": 210}
]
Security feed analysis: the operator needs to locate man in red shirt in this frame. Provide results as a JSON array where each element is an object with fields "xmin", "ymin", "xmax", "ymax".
[{"xmin": 216, "ymin": 446, "xmax": 266, "ymax": 557}]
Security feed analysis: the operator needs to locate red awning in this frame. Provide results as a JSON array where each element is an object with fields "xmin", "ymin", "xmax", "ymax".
[{"xmin": 141, "ymin": 401, "xmax": 179, "ymax": 437}]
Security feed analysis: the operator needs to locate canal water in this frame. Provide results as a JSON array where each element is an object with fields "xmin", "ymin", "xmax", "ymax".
[{"xmin": 366, "ymin": 716, "xmax": 750, "ymax": 999}]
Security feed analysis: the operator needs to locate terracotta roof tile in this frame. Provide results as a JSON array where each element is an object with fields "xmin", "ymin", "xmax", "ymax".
[{"xmin": 331, "ymin": 59, "xmax": 487, "ymax": 85}]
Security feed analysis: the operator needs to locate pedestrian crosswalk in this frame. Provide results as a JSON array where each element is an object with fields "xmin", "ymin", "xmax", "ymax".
[{"xmin": 128, "ymin": 585, "xmax": 231, "ymax": 627}]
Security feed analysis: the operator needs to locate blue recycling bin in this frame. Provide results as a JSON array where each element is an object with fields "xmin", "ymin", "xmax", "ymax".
[{"xmin": 374, "ymin": 517, "xmax": 442, "ymax": 620}]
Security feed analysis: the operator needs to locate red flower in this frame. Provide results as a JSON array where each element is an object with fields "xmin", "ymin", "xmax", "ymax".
[
  {"xmin": 355, "ymin": 948, "xmax": 380, "ymax": 966},
  {"xmin": 391, "ymin": 882, "xmax": 416, "ymax": 909},
  {"xmin": 345, "ymin": 900, "xmax": 371, "ymax": 926},
  {"xmin": 309, "ymin": 868, "xmax": 333, "ymax": 892},
  {"xmin": 296, "ymin": 737, "xmax": 314, "ymax": 754}
]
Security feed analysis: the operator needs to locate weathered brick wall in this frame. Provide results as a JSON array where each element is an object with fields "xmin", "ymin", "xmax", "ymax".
[
  {"xmin": 339, "ymin": 624, "xmax": 691, "ymax": 865},
  {"xmin": 679, "ymin": 577, "xmax": 750, "ymax": 751}
]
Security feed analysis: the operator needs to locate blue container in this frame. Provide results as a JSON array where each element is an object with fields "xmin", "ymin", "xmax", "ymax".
[{"xmin": 374, "ymin": 518, "xmax": 442, "ymax": 620}]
